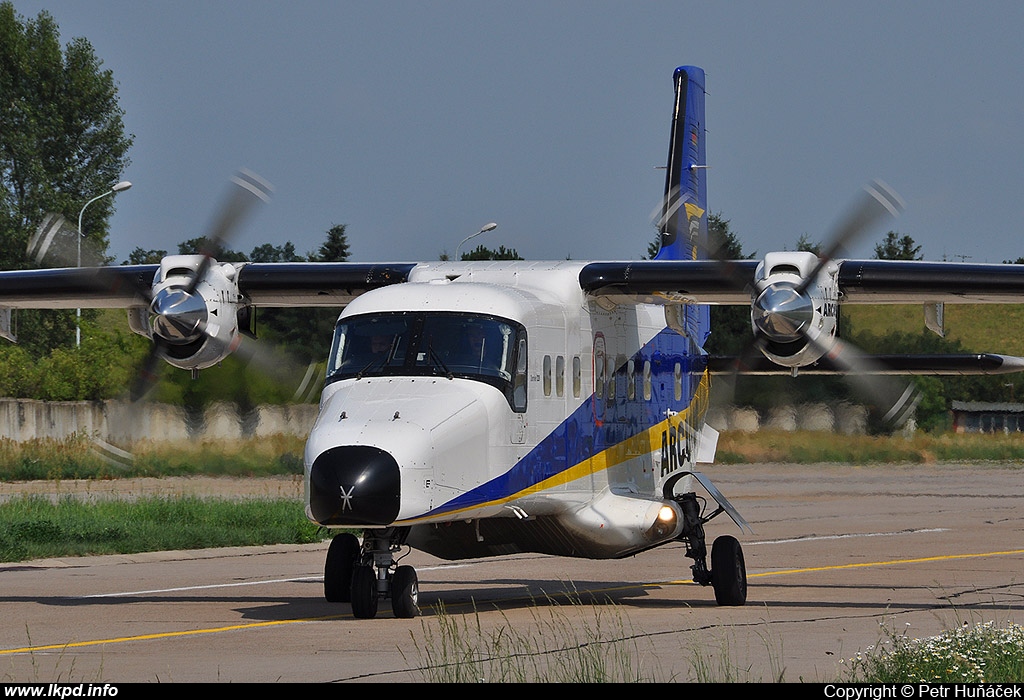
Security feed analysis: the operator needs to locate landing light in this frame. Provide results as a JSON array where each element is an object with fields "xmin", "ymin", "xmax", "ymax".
[{"xmin": 647, "ymin": 504, "xmax": 679, "ymax": 541}]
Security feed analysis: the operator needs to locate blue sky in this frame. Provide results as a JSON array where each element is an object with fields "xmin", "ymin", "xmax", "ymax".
[{"xmin": 12, "ymin": 1, "xmax": 1024, "ymax": 265}]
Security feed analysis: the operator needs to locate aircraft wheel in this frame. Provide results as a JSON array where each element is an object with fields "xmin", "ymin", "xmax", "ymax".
[
  {"xmin": 710, "ymin": 535, "xmax": 747, "ymax": 606},
  {"xmin": 351, "ymin": 564, "xmax": 379, "ymax": 619},
  {"xmin": 391, "ymin": 565, "xmax": 420, "ymax": 619},
  {"xmin": 324, "ymin": 533, "xmax": 360, "ymax": 602}
]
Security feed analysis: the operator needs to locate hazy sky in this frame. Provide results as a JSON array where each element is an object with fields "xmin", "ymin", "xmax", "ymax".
[{"xmin": 12, "ymin": 1, "xmax": 1024, "ymax": 266}]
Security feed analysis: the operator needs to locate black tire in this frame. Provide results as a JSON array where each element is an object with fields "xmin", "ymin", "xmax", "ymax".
[
  {"xmin": 391, "ymin": 565, "xmax": 420, "ymax": 619},
  {"xmin": 711, "ymin": 535, "xmax": 747, "ymax": 606},
  {"xmin": 324, "ymin": 533, "xmax": 360, "ymax": 603},
  {"xmin": 351, "ymin": 564, "xmax": 379, "ymax": 619}
]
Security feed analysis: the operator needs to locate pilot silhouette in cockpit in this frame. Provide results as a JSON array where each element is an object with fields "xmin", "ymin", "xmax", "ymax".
[{"xmin": 449, "ymin": 322, "xmax": 501, "ymax": 375}]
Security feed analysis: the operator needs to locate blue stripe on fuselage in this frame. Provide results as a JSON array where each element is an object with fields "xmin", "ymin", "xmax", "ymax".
[{"xmin": 417, "ymin": 322, "xmax": 708, "ymax": 517}]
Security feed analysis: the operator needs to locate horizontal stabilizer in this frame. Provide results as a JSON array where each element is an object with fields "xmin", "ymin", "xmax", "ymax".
[{"xmin": 708, "ymin": 353, "xmax": 1024, "ymax": 376}]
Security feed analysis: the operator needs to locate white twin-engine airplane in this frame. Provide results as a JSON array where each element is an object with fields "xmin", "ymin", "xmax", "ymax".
[{"xmin": 5, "ymin": 66, "xmax": 1024, "ymax": 619}]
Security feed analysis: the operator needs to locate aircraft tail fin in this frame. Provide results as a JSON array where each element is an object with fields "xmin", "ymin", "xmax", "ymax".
[{"xmin": 655, "ymin": 66, "xmax": 707, "ymax": 262}]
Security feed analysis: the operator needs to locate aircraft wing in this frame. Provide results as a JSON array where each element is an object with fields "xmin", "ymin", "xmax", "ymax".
[
  {"xmin": 0, "ymin": 265, "xmax": 156, "ymax": 309},
  {"xmin": 578, "ymin": 260, "xmax": 757, "ymax": 305},
  {"xmin": 578, "ymin": 259, "xmax": 1024, "ymax": 305},
  {"xmin": 580, "ymin": 258, "xmax": 1024, "ymax": 379},
  {"xmin": 236, "ymin": 262, "xmax": 415, "ymax": 306},
  {"xmin": 837, "ymin": 260, "xmax": 1024, "ymax": 304},
  {"xmin": 0, "ymin": 262, "xmax": 416, "ymax": 310},
  {"xmin": 707, "ymin": 353, "xmax": 1024, "ymax": 376}
]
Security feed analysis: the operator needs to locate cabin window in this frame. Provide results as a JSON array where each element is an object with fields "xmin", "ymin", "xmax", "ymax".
[
  {"xmin": 325, "ymin": 311, "xmax": 527, "ymax": 411},
  {"xmin": 643, "ymin": 360, "xmax": 652, "ymax": 401},
  {"xmin": 543, "ymin": 355, "xmax": 552, "ymax": 396},
  {"xmin": 572, "ymin": 356, "xmax": 581, "ymax": 397},
  {"xmin": 626, "ymin": 359, "xmax": 636, "ymax": 400},
  {"xmin": 607, "ymin": 355, "xmax": 617, "ymax": 400},
  {"xmin": 556, "ymin": 356, "xmax": 565, "ymax": 397},
  {"xmin": 674, "ymin": 362, "xmax": 682, "ymax": 401}
]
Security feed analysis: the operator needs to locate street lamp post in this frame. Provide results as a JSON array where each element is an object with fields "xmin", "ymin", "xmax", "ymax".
[
  {"xmin": 76, "ymin": 180, "xmax": 132, "ymax": 347},
  {"xmin": 455, "ymin": 222, "xmax": 498, "ymax": 261}
]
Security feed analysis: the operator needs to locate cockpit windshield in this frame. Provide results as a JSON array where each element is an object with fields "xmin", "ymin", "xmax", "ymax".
[{"xmin": 326, "ymin": 312, "xmax": 526, "ymax": 406}]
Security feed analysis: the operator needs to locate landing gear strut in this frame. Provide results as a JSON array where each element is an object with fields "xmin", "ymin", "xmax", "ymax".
[
  {"xmin": 672, "ymin": 491, "xmax": 747, "ymax": 606},
  {"xmin": 323, "ymin": 527, "xmax": 420, "ymax": 619}
]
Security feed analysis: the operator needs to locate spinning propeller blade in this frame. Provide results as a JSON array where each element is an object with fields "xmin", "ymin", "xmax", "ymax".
[
  {"xmin": 128, "ymin": 170, "xmax": 273, "ymax": 401},
  {"xmin": 184, "ymin": 169, "xmax": 273, "ymax": 296},
  {"xmin": 795, "ymin": 180, "xmax": 904, "ymax": 296},
  {"xmin": 711, "ymin": 180, "xmax": 918, "ymax": 429}
]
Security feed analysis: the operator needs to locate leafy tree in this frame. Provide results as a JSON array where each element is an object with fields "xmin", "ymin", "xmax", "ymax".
[
  {"xmin": 704, "ymin": 213, "xmax": 755, "ymax": 356},
  {"xmin": 794, "ymin": 233, "xmax": 822, "ymax": 255},
  {"xmin": 177, "ymin": 237, "xmax": 247, "ymax": 262},
  {"xmin": 874, "ymin": 231, "xmax": 922, "ymax": 260},
  {"xmin": 123, "ymin": 247, "xmax": 167, "ymax": 265},
  {"xmin": 310, "ymin": 224, "xmax": 350, "ymax": 262},
  {"xmin": 461, "ymin": 244, "xmax": 523, "ymax": 261},
  {"xmin": 249, "ymin": 241, "xmax": 302, "ymax": 263},
  {"xmin": 645, "ymin": 234, "xmax": 661, "ymax": 260},
  {"xmin": 253, "ymin": 226, "xmax": 351, "ymax": 367},
  {"xmin": 0, "ymin": 3, "xmax": 133, "ymax": 356}
]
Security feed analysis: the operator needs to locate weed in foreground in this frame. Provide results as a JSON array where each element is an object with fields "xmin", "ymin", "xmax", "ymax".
[
  {"xmin": 407, "ymin": 595, "xmax": 667, "ymax": 683},
  {"xmin": 685, "ymin": 625, "xmax": 788, "ymax": 683},
  {"xmin": 841, "ymin": 619, "xmax": 1024, "ymax": 683}
]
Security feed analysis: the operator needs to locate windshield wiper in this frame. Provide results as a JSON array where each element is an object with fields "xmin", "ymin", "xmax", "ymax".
[
  {"xmin": 356, "ymin": 356, "xmax": 388, "ymax": 379},
  {"xmin": 427, "ymin": 345, "xmax": 454, "ymax": 380}
]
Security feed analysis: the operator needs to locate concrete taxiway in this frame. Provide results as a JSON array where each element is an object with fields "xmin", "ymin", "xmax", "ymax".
[{"xmin": 1, "ymin": 463, "xmax": 1022, "ymax": 682}]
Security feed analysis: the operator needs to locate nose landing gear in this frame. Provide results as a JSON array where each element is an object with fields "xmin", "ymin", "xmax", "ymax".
[{"xmin": 323, "ymin": 527, "xmax": 420, "ymax": 619}]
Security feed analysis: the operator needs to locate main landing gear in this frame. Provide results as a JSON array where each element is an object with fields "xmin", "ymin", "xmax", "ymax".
[
  {"xmin": 673, "ymin": 491, "xmax": 747, "ymax": 606},
  {"xmin": 323, "ymin": 528, "xmax": 420, "ymax": 619}
]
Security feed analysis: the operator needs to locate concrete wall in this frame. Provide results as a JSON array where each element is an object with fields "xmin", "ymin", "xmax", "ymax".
[
  {"xmin": 706, "ymin": 402, "xmax": 871, "ymax": 435},
  {"xmin": 0, "ymin": 398, "xmax": 881, "ymax": 444},
  {"xmin": 0, "ymin": 399, "xmax": 319, "ymax": 444}
]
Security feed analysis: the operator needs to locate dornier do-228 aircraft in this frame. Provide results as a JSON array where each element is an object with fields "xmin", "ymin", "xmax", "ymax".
[{"xmin": 6, "ymin": 66, "xmax": 1024, "ymax": 619}]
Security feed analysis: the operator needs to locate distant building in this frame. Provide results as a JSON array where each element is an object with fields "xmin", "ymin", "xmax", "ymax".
[{"xmin": 951, "ymin": 401, "xmax": 1024, "ymax": 433}]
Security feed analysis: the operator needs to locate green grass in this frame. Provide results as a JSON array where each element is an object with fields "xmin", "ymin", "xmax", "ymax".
[
  {"xmin": 843, "ymin": 304, "xmax": 1024, "ymax": 356},
  {"xmin": 5, "ymin": 428, "xmax": 1024, "ymax": 487},
  {"xmin": 0, "ymin": 494, "xmax": 327, "ymax": 562},
  {"xmin": 0, "ymin": 433, "xmax": 306, "ymax": 481},
  {"xmin": 717, "ymin": 429, "xmax": 1024, "ymax": 464}
]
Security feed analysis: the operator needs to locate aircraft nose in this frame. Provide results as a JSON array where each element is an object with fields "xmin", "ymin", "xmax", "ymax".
[{"xmin": 308, "ymin": 445, "xmax": 400, "ymax": 526}]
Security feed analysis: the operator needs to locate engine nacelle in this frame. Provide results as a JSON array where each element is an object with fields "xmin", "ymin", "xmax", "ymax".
[
  {"xmin": 750, "ymin": 251, "xmax": 839, "ymax": 369},
  {"xmin": 134, "ymin": 255, "xmax": 244, "ymax": 371}
]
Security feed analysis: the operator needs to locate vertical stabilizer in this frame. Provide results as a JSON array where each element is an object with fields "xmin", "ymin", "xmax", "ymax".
[{"xmin": 655, "ymin": 66, "xmax": 707, "ymax": 263}]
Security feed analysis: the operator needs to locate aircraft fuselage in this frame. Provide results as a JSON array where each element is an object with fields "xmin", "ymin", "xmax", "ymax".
[{"xmin": 304, "ymin": 261, "xmax": 713, "ymax": 560}]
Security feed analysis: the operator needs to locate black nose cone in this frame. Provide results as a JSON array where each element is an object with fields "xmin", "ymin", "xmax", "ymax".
[{"xmin": 308, "ymin": 446, "xmax": 401, "ymax": 526}]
